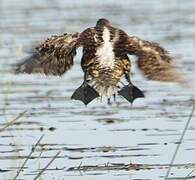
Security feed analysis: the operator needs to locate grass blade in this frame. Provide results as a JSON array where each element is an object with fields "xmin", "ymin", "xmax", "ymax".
[{"xmin": 164, "ymin": 106, "xmax": 195, "ymax": 180}]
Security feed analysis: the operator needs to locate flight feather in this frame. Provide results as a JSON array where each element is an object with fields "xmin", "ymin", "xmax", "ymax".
[
  {"xmin": 121, "ymin": 34, "xmax": 184, "ymax": 83},
  {"xmin": 15, "ymin": 33, "xmax": 79, "ymax": 76}
]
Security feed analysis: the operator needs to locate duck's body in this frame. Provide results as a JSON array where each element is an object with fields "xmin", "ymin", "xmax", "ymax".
[
  {"xmin": 80, "ymin": 21, "xmax": 131, "ymax": 99},
  {"xmin": 15, "ymin": 18, "xmax": 183, "ymax": 105}
]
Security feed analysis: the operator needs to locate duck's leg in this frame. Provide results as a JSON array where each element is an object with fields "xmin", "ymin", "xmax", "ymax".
[
  {"xmin": 71, "ymin": 72, "xmax": 99, "ymax": 105},
  {"xmin": 107, "ymin": 98, "xmax": 112, "ymax": 105},
  {"xmin": 113, "ymin": 93, "xmax": 116, "ymax": 102},
  {"xmin": 118, "ymin": 73, "xmax": 144, "ymax": 104}
]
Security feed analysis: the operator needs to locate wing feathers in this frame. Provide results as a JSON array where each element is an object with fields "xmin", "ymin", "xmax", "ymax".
[
  {"xmin": 15, "ymin": 33, "xmax": 79, "ymax": 76},
  {"xmin": 126, "ymin": 36, "xmax": 184, "ymax": 83}
]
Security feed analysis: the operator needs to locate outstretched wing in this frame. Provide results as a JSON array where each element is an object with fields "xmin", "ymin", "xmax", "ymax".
[
  {"xmin": 15, "ymin": 33, "xmax": 80, "ymax": 76},
  {"xmin": 122, "ymin": 34, "xmax": 184, "ymax": 83}
]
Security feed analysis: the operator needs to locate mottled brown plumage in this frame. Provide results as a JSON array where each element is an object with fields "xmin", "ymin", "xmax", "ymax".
[
  {"xmin": 125, "ymin": 36, "xmax": 183, "ymax": 82},
  {"xmin": 15, "ymin": 33, "xmax": 79, "ymax": 75},
  {"xmin": 15, "ymin": 18, "xmax": 183, "ymax": 105}
]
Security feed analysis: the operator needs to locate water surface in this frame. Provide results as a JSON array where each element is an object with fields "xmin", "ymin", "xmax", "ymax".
[{"xmin": 0, "ymin": 0, "xmax": 195, "ymax": 179}]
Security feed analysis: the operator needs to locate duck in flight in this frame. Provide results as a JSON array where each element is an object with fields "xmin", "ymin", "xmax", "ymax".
[{"xmin": 15, "ymin": 18, "xmax": 183, "ymax": 105}]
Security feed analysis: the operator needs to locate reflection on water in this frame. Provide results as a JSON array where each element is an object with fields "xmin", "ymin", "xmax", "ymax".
[{"xmin": 0, "ymin": 0, "xmax": 195, "ymax": 179}]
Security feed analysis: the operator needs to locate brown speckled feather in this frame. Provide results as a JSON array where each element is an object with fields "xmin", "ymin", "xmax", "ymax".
[
  {"xmin": 15, "ymin": 33, "xmax": 79, "ymax": 75},
  {"xmin": 120, "ymin": 33, "xmax": 183, "ymax": 83}
]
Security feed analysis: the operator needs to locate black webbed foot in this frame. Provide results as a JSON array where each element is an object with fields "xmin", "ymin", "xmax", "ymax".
[
  {"xmin": 71, "ymin": 83, "xmax": 99, "ymax": 105},
  {"xmin": 118, "ymin": 84, "xmax": 144, "ymax": 104}
]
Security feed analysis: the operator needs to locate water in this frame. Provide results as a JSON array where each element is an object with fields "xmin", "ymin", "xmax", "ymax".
[{"xmin": 0, "ymin": 0, "xmax": 195, "ymax": 179}]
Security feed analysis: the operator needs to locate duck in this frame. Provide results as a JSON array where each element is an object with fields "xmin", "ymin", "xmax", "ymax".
[{"xmin": 15, "ymin": 18, "xmax": 184, "ymax": 105}]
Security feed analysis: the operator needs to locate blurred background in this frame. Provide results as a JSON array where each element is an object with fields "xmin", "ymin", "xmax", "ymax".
[{"xmin": 0, "ymin": 0, "xmax": 195, "ymax": 180}]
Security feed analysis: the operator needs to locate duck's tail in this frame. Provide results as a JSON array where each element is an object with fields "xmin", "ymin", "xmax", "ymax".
[{"xmin": 89, "ymin": 68, "xmax": 121, "ymax": 100}]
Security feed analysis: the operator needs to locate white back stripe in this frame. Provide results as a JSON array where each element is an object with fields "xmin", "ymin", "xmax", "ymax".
[{"xmin": 95, "ymin": 27, "xmax": 115, "ymax": 68}]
